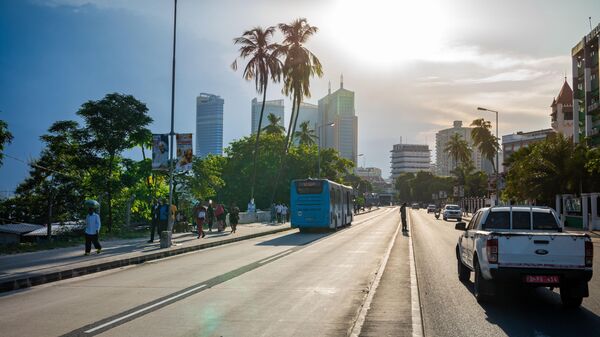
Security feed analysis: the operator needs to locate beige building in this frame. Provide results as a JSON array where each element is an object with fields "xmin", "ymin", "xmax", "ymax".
[
  {"xmin": 435, "ymin": 121, "xmax": 490, "ymax": 176},
  {"xmin": 551, "ymin": 80, "xmax": 574, "ymax": 139}
]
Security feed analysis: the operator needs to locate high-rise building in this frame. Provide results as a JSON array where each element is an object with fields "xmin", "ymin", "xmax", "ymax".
[
  {"xmin": 551, "ymin": 80, "xmax": 574, "ymax": 139},
  {"xmin": 298, "ymin": 102, "xmax": 319, "ymax": 128},
  {"xmin": 572, "ymin": 23, "xmax": 600, "ymax": 146},
  {"xmin": 318, "ymin": 76, "xmax": 358, "ymax": 164},
  {"xmin": 390, "ymin": 143, "xmax": 431, "ymax": 179},
  {"xmin": 251, "ymin": 98, "xmax": 284, "ymax": 134},
  {"xmin": 435, "ymin": 121, "xmax": 492, "ymax": 176},
  {"xmin": 196, "ymin": 93, "xmax": 224, "ymax": 158},
  {"xmin": 502, "ymin": 129, "xmax": 555, "ymax": 164}
]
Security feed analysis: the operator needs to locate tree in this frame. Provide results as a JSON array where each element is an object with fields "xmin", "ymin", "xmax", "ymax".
[
  {"xmin": 294, "ymin": 121, "xmax": 317, "ymax": 146},
  {"xmin": 186, "ymin": 155, "xmax": 226, "ymax": 202},
  {"xmin": 444, "ymin": 133, "xmax": 471, "ymax": 168},
  {"xmin": 271, "ymin": 18, "xmax": 323, "ymax": 202},
  {"xmin": 232, "ymin": 26, "xmax": 282, "ymax": 204},
  {"xmin": 471, "ymin": 118, "xmax": 499, "ymax": 172},
  {"xmin": 76, "ymin": 93, "xmax": 153, "ymax": 232},
  {"xmin": 0, "ymin": 119, "xmax": 13, "ymax": 167},
  {"xmin": 262, "ymin": 113, "xmax": 285, "ymax": 135}
]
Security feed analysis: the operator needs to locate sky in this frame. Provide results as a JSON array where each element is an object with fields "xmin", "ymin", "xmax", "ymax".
[{"xmin": 1, "ymin": 0, "xmax": 599, "ymax": 195}]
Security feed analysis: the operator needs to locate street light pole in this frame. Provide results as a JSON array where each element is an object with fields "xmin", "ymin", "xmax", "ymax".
[
  {"xmin": 317, "ymin": 122, "xmax": 335, "ymax": 178},
  {"xmin": 477, "ymin": 106, "xmax": 499, "ymax": 206},
  {"xmin": 167, "ymin": 0, "xmax": 178, "ymax": 237}
]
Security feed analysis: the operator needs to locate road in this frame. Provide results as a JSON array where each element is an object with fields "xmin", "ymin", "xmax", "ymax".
[
  {"xmin": 0, "ymin": 208, "xmax": 404, "ymax": 337},
  {"xmin": 410, "ymin": 209, "xmax": 600, "ymax": 337}
]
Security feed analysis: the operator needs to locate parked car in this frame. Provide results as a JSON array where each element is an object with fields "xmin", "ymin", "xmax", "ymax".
[
  {"xmin": 455, "ymin": 206, "xmax": 593, "ymax": 307},
  {"xmin": 427, "ymin": 204, "xmax": 436, "ymax": 213},
  {"xmin": 443, "ymin": 204, "xmax": 462, "ymax": 221},
  {"xmin": 411, "ymin": 203, "xmax": 420, "ymax": 210}
]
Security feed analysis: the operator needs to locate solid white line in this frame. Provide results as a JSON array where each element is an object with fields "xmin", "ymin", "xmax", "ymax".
[
  {"xmin": 349, "ymin": 213, "xmax": 402, "ymax": 337},
  {"xmin": 409, "ymin": 213, "xmax": 424, "ymax": 337},
  {"xmin": 84, "ymin": 284, "xmax": 207, "ymax": 333}
]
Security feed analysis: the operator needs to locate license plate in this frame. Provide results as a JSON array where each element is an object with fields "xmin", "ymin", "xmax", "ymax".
[{"xmin": 524, "ymin": 275, "xmax": 559, "ymax": 284}]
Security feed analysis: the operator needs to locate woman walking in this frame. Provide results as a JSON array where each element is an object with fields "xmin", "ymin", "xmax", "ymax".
[
  {"xmin": 194, "ymin": 202, "xmax": 207, "ymax": 239},
  {"xmin": 229, "ymin": 203, "xmax": 240, "ymax": 234}
]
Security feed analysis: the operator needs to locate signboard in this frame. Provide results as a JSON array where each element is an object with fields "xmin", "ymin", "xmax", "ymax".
[
  {"xmin": 152, "ymin": 134, "xmax": 169, "ymax": 171},
  {"xmin": 176, "ymin": 133, "xmax": 193, "ymax": 172}
]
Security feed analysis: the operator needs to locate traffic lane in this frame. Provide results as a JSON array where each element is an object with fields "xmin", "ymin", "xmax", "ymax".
[
  {"xmin": 97, "ymin": 209, "xmax": 400, "ymax": 336},
  {"xmin": 411, "ymin": 209, "xmax": 600, "ymax": 337},
  {"xmin": 0, "ymin": 227, "xmax": 339, "ymax": 337}
]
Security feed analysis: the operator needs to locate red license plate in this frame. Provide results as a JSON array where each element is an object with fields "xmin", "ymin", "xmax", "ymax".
[{"xmin": 524, "ymin": 275, "xmax": 559, "ymax": 284}]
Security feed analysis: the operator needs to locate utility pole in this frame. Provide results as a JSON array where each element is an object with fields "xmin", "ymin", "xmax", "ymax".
[{"xmin": 165, "ymin": 0, "xmax": 178, "ymax": 247}]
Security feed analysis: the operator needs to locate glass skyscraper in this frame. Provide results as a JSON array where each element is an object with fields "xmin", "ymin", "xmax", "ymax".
[
  {"xmin": 196, "ymin": 93, "xmax": 224, "ymax": 158},
  {"xmin": 251, "ymin": 98, "xmax": 284, "ymax": 134}
]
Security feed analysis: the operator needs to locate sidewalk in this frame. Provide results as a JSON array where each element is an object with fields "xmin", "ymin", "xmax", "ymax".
[{"xmin": 0, "ymin": 222, "xmax": 291, "ymax": 293}]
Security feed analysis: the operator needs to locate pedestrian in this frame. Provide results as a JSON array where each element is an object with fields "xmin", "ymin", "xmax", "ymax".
[
  {"xmin": 207, "ymin": 200, "xmax": 215, "ymax": 232},
  {"xmin": 276, "ymin": 203, "xmax": 283, "ymax": 223},
  {"xmin": 215, "ymin": 203, "xmax": 226, "ymax": 232},
  {"xmin": 148, "ymin": 199, "xmax": 160, "ymax": 243},
  {"xmin": 400, "ymin": 202, "xmax": 407, "ymax": 232},
  {"xmin": 84, "ymin": 206, "xmax": 102, "ymax": 256},
  {"xmin": 158, "ymin": 198, "xmax": 169, "ymax": 237},
  {"xmin": 229, "ymin": 203, "xmax": 240, "ymax": 233},
  {"xmin": 193, "ymin": 202, "xmax": 206, "ymax": 239},
  {"xmin": 270, "ymin": 203, "xmax": 276, "ymax": 223},
  {"xmin": 281, "ymin": 204, "xmax": 288, "ymax": 223}
]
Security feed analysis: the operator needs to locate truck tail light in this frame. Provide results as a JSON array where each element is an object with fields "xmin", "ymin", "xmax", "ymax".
[
  {"xmin": 585, "ymin": 241, "xmax": 593, "ymax": 268},
  {"xmin": 486, "ymin": 238, "xmax": 498, "ymax": 264}
]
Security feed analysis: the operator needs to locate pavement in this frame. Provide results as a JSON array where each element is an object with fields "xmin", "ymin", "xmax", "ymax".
[{"xmin": 0, "ymin": 221, "xmax": 292, "ymax": 293}]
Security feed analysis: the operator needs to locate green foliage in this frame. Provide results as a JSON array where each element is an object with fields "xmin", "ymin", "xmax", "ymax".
[
  {"xmin": 444, "ymin": 133, "xmax": 471, "ymax": 167},
  {"xmin": 470, "ymin": 118, "xmax": 499, "ymax": 172},
  {"xmin": 294, "ymin": 121, "xmax": 317, "ymax": 146},
  {"xmin": 0, "ymin": 119, "xmax": 13, "ymax": 167},
  {"xmin": 343, "ymin": 173, "xmax": 373, "ymax": 195},
  {"xmin": 262, "ymin": 113, "xmax": 286, "ymax": 135},
  {"xmin": 395, "ymin": 172, "xmax": 454, "ymax": 203}
]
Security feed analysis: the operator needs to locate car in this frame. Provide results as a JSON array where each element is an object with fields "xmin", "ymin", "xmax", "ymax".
[
  {"xmin": 427, "ymin": 204, "xmax": 436, "ymax": 213},
  {"xmin": 411, "ymin": 203, "xmax": 420, "ymax": 210},
  {"xmin": 455, "ymin": 206, "xmax": 593, "ymax": 307},
  {"xmin": 443, "ymin": 204, "xmax": 462, "ymax": 221}
]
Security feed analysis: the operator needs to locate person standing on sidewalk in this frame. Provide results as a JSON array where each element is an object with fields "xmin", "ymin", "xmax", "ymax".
[
  {"xmin": 193, "ymin": 202, "xmax": 206, "ymax": 239},
  {"xmin": 281, "ymin": 204, "xmax": 288, "ymax": 223},
  {"xmin": 158, "ymin": 198, "xmax": 169, "ymax": 237},
  {"xmin": 400, "ymin": 202, "xmax": 407, "ymax": 232},
  {"xmin": 270, "ymin": 203, "xmax": 276, "ymax": 223},
  {"xmin": 207, "ymin": 200, "xmax": 215, "ymax": 232},
  {"xmin": 229, "ymin": 203, "xmax": 240, "ymax": 234},
  {"xmin": 84, "ymin": 207, "xmax": 102, "ymax": 256},
  {"xmin": 148, "ymin": 199, "xmax": 160, "ymax": 243},
  {"xmin": 276, "ymin": 203, "xmax": 283, "ymax": 223}
]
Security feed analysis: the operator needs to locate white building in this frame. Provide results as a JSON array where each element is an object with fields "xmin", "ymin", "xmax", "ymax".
[
  {"xmin": 435, "ymin": 121, "xmax": 491, "ymax": 176},
  {"xmin": 390, "ymin": 143, "xmax": 431, "ymax": 179},
  {"xmin": 251, "ymin": 98, "xmax": 284, "ymax": 134},
  {"xmin": 196, "ymin": 93, "xmax": 224, "ymax": 158}
]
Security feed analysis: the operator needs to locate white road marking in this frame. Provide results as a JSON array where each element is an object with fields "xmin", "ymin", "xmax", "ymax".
[
  {"xmin": 84, "ymin": 284, "xmax": 207, "ymax": 334},
  {"xmin": 409, "ymin": 213, "xmax": 424, "ymax": 337},
  {"xmin": 349, "ymin": 212, "xmax": 402, "ymax": 337}
]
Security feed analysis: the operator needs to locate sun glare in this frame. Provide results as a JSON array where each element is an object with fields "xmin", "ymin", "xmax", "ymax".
[{"xmin": 329, "ymin": 0, "xmax": 451, "ymax": 67}]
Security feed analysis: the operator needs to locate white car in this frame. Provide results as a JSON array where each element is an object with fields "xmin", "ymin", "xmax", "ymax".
[
  {"xmin": 443, "ymin": 204, "xmax": 462, "ymax": 221},
  {"xmin": 427, "ymin": 204, "xmax": 436, "ymax": 213},
  {"xmin": 455, "ymin": 206, "xmax": 593, "ymax": 307}
]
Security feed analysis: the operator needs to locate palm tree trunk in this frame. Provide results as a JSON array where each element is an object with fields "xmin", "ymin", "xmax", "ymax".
[
  {"xmin": 250, "ymin": 82, "xmax": 268, "ymax": 204},
  {"xmin": 270, "ymin": 94, "xmax": 298, "ymax": 205},
  {"xmin": 288, "ymin": 92, "xmax": 302, "ymax": 148}
]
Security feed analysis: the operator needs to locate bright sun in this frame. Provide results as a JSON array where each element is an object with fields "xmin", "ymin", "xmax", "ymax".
[{"xmin": 329, "ymin": 0, "xmax": 451, "ymax": 67}]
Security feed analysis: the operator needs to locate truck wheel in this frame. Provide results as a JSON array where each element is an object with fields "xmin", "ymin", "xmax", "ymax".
[
  {"xmin": 560, "ymin": 287, "xmax": 583, "ymax": 308},
  {"xmin": 457, "ymin": 255, "xmax": 470, "ymax": 282},
  {"xmin": 474, "ymin": 260, "xmax": 494, "ymax": 303}
]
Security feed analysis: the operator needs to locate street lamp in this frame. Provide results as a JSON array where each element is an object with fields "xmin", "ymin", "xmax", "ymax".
[
  {"xmin": 477, "ymin": 106, "xmax": 499, "ymax": 206},
  {"xmin": 317, "ymin": 122, "xmax": 335, "ymax": 178},
  {"xmin": 165, "ymin": 0, "xmax": 178, "ymax": 247}
]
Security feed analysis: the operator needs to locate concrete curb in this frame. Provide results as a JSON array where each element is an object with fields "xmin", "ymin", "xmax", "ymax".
[{"xmin": 0, "ymin": 226, "xmax": 293, "ymax": 293}]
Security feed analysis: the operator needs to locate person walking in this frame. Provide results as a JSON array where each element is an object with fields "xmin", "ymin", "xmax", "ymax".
[
  {"xmin": 84, "ymin": 206, "xmax": 102, "ymax": 256},
  {"xmin": 158, "ymin": 198, "xmax": 169, "ymax": 237},
  {"xmin": 281, "ymin": 204, "xmax": 288, "ymax": 223},
  {"xmin": 207, "ymin": 200, "xmax": 215, "ymax": 232},
  {"xmin": 276, "ymin": 203, "xmax": 283, "ymax": 224},
  {"xmin": 400, "ymin": 202, "xmax": 408, "ymax": 232},
  {"xmin": 193, "ymin": 202, "xmax": 207, "ymax": 239},
  {"xmin": 215, "ymin": 203, "xmax": 226, "ymax": 232},
  {"xmin": 229, "ymin": 203, "xmax": 240, "ymax": 233},
  {"xmin": 148, "ymin": 199, "xmax": 160, "ymax": 243},
  {"xmin": 270, "ymin": 203, "xmax": 276, "ymax": 224}
]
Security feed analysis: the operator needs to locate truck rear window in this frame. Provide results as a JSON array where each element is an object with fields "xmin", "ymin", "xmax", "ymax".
[
  {"xmin": 483, "ymin": 211, "xmax": 510, "ymax": 230},
  {"xmin": 512, "ymin": 211, "xmax": 531, "ymax": 230},
  {"xmin": 533, "ymin": 212, "xmax": 559, "ymax": 230}
]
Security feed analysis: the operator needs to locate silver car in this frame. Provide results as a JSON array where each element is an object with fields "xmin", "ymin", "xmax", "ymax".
[{"xmin": 443, "ymin": 204, "xmax": 462, "ymax": 221}]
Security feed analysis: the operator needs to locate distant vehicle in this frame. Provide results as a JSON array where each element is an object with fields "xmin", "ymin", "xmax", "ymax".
[
  {"xmin": 411, "ymin": 203, "xmax": 420, "ymax": 210},
  {"xmin": 443, "ymin": 204, "xmax": 462, "ymax": 221},
  {"xmin": 455, "ymin": 206, "xmax": 593, "ymax": 307},
  {"xmin": 427, "ymin": 204, "xmax": 436, "ymax": 213},
  {"xmin": 290, "ymin": 179, "xmax": 353, "ymax": 232}
]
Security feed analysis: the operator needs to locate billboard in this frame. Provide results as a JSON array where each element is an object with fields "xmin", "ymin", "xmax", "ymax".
[
  {"xmin": 176, "ymin": 133, "xmax": 193, "ymax": 172},
  {"xmin": 152, "ymin": 134, "xmax": 169, "ymax": 171}
]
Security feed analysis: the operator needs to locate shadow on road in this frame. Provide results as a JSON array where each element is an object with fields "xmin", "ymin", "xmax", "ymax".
[
  {"xmin": 256, "ymin": 231, "xmax": 332, "ymax": 246},
  {"xmin": 460, "ymin": 280, "xmax": 600, "ymax": 335}
]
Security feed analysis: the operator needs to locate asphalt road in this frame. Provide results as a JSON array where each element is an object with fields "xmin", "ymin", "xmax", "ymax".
[
  {"xmin": 0, "ymin": 208, "xmax": 400, "ymax": 337},
  {"xmin": 410, "ymin": 209, "xmax": 600, "ymax": 337}
]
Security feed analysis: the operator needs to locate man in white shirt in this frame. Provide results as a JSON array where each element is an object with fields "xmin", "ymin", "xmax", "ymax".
[
  {"xmin": 276, "ymin": 204, "xmax": 283, "ymax": 223},
  {"xmin": 84, "ymin": 207, "xmax": 102, "ymax": 255},
  {"xmin": 281, "ymin": 204, "xmax": 288, "ymax": 223}
]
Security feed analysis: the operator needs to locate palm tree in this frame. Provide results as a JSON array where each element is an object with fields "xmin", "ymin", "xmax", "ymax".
[
  {"xmin": 232, "ymin": 26, "xmax": 282, "ymax": 204},
  {"xmin": 270, "ymin": 18, "xmax": 323, "ymax": 203},
  {"xmin": 294, "ymin": 121, "xmax": 316, "ymax": 146},
  {"xmin": 471, "ymin": 118, "xmax": 499, "ymax": 172},
  {"xmin": 262, "ymin": 113, "xmax": 285, "ymax": 135},
  {"xmin": 444, "ymin": 133, "xmax": 472, "ymax": 168}
]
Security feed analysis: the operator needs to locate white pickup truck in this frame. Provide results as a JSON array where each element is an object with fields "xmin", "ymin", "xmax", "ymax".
[{"xmin": 455, "ymin": 206, "xmax": 593, "ymax": 308}]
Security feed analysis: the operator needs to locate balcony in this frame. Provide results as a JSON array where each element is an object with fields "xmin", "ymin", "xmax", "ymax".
[{"xmin": 587, "ymin": 102, "xmax": 600, "ymax": 114}]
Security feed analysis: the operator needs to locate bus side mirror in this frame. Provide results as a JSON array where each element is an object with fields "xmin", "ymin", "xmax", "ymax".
[{"xmin": 455, "ymin": 222, "xmax": 466, "ymax": 230}]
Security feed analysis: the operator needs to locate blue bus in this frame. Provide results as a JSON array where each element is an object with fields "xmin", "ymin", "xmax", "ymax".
[{"xmin": 290, "ymin": 179, "xmax": 354, "ymax": 231}]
